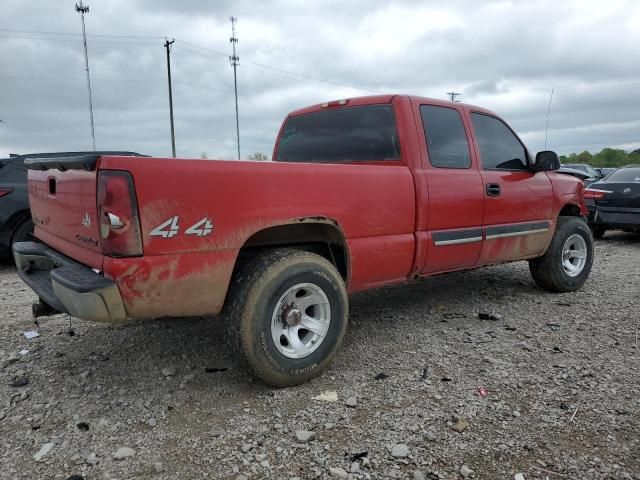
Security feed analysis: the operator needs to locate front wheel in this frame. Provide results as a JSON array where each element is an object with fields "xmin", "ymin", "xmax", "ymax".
[
  {"xmin": 529, "ymin": 216, "xmax": 593, "ymax": 292},
  {"xmin": 224, "ymin": 249, "xmax": 348, "ymax": 386}
]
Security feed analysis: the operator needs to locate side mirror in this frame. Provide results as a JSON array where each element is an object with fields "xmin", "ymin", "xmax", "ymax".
[{"xmin": 534, "ymin": 151, "xmax": 560, "ymax": 172}]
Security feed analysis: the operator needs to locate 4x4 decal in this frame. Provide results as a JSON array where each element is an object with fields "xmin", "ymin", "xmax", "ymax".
[{"xmin": 150, "ymin": 216, "xmax": 214, "ymax": 238}]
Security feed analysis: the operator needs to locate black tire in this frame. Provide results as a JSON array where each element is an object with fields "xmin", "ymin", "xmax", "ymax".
[
  {"xmin": 11, "ymin": 217, "xmax": 34, "ymax": 245},
  {"xmin": 590, "ymin": 225, "xmax": 606, "ymax": 240},
  {"xmin": 529, "ymin": 216, "xmax": 593, "ymax": 293},
  {"xmin": 223, "ymin": 248, "xmax": 348, "ymax": 386}
]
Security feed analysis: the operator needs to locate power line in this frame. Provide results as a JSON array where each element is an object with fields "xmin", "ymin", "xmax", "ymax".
[
  {"xmin": 0, "ymin": 74, "xmax": 275, "ymax": 99},
  {"xmin": 229, "ymin": 16, "xmax": 240, "ymax": 160},
  {"xmin": 2, "ymin": 28, "xmax": 373, "ymax": 93},
  {"xmin": 0, "ymin": 35, "xmax": 160, "ymax": 46},
  {"xmin": 0, "ymin": 27, "xmax": 161, "ymax": 39},
  {"xmin": 75, "ymin": 1, "xmax": 96, "ymax": 150},
  {"xmin": 174, "ymin": 40, "xmax": 374, "ymax": 93}
]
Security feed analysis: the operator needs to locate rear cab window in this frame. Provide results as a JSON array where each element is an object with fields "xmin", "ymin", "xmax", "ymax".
[
  {"xmin": 470, "ymin": 112, "xmax": 529, "ymax": 171},
  {"xmin": 276, "ymin": 104, "xmax": 400, "ymax": 163},
  {"xmin": 420, "ymin": 105, "xmax": 471, "ymax": 169}
]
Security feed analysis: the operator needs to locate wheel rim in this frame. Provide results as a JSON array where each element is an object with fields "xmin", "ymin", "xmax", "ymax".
[
  {"xmin": 561, "ymin": 233, "xmax": 588, "ymax": 277},
  {"xmin": 271, "ymin": 282, "xmax": 331, "ymax": 359}
]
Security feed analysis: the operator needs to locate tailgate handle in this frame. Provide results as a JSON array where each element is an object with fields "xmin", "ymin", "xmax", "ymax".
[
  {"xmin": 486, "ymin": 183, "xmax": 501, "ymax": 197},
  {"xmin": 48, "ymin": 177, "xmax": 56, "ymax": 196}
]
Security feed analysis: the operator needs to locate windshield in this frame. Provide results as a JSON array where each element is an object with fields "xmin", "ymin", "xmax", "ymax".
[{"xmin": 276, "ymin": 104, "xmax": 400, "ymax": 163}]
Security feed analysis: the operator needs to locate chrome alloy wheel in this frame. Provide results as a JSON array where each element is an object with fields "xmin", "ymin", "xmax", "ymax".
[
  {"xmin": 561, "ymin": 233, "xmax": 588, "ymax": 277},
  {"xmin": 271, "ymin": 283, "xmax": 331, "ymax": 359}
]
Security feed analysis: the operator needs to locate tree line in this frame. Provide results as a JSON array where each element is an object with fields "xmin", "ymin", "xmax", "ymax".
[{"xmin": 560, "ymin": 148, "xmax": 640, "ymax": 168}]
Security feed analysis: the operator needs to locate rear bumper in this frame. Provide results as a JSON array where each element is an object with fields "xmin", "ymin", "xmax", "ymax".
[
  {"xmin": 586, "ymin": 204, "xmax": 640, "ymax": 228},
  {"xmin": 12, "ymin": 241, "xmax": 127, "ymax": 323}
]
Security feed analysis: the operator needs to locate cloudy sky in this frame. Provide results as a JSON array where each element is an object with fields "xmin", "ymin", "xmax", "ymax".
[{"xmin": 1, "ymin": 0, "xmax": 638, "ymax": 159}]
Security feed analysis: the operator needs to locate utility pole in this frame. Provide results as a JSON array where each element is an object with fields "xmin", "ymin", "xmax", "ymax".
[
  {"xmin": 447, "ymin": 91, "xmax": 461, "ymax": 102},
  {"xmin": 229, "ymin": 16, "xmax": 240, "ymax": 160},
  {"xmin": 75, "ymin": 1, "xmax": 96, "ymax": 150},
  {"xmin": 164, "ymin": 38, "xmax": 176, "ymax": 158}
]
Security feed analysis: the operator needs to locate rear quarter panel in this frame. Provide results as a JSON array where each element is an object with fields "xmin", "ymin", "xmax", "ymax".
[{"xmin": 99, "ymin": 157, "xmax": 416, "ymax": 318}]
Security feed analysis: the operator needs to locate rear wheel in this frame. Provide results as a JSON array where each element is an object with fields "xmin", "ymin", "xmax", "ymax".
[
  {"xmin": 224, "ymin": 249, "xmax": 348, "ymax": 386},
  {"xmin": 590, "ymin": 225, "xmax": 606, "ymax": 240},
  {"xmin": 529, "ymin": 216, "xmax": 593, "ymax": 292},
  {"xmin": 11, "ymin": 217, "xmax": 34, "ymax": 246}
]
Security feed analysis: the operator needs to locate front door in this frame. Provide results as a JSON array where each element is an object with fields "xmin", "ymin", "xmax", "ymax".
[{"xmin": 469, "ymin": 112, "xmax": 554, "ymax": 264}]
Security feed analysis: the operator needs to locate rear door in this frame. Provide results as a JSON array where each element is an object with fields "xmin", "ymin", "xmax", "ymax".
[
  {"xmin": 414, "ymin": 102, "xmax": 485, "ymax": 273},
  {"xmin": 469, "ymin": 112, "xmax": 554, "ymax": 264}
]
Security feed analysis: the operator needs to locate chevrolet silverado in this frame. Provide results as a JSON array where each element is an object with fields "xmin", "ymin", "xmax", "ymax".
[{"xmin": 13, "ymin": 95, "xmax": 593, "ymax": 385}]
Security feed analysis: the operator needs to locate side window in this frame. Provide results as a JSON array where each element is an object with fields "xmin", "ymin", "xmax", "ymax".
[
  {"xmin": 420, "ymin": 105, "xmax": 471, "ymax": 169},
  {"xmin": 471, "ymin": 113, "xmax": 528, "ymax": 170}
]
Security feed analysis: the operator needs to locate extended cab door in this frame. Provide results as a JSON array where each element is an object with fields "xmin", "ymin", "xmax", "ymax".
[
  {"xmin": 468, "ymin": 112, "xmax": 554, "ymax": 264},
  {"xmin": 414, "ymin": 101, "xmax": 485, "ymax": 273}
]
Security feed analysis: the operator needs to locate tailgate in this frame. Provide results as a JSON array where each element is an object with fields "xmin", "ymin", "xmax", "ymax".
[{"xmin": 26, "ymin": 155, "xmax": 104, "ymax": 269}]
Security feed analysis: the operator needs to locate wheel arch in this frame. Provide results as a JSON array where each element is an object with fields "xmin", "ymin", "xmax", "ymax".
[
  {"xmin": 558, "ymin": 202, "xmax": 581, "ymax": 217},
  {"xmin": 237, "ymin": 217, "xmax": 350, "ymax": 283}
]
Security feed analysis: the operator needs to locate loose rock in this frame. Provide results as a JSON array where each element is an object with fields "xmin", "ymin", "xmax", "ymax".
[
  {"xmin": 452, "ymin": 417, "xmax": 469, "ymax": 433},
  {"xmin": 34, "ymin": 442, "xmax": 55, "ymax": 462},
  {"xmin": 295, "ymin": 430, "xmax": 316, "ymax": 443},
  {"xmin": 329, "ymin": 466, "xmax": 348, "ymax": 478},
  {"xmin": 391, "ymin": 443, "xmax": 410, "ymax": 458},
  {"xmin": 113, "ymin": 447, "xmax": 136, "ymax": 460},
  {"xmin": 345, "ymin": 396, "xmax": 357, "ymax": 407},
  {"xmin": 460, "ymin": 465, "xmax": 474, "ymax": 478}
]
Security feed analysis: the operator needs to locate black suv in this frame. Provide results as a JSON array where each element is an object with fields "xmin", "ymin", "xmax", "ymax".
[{"xmin": 0, "ymin": 151, "xmax": 144, "ymax": 258}]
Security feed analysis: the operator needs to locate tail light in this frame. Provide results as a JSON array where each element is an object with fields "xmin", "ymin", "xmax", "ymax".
[
  {"xmin": 0, "ymin": 188, "xmax": 13, "ymax": 198},
  {"xmin": 584, "ymin": 188, "xmax": 611, "ymax": 200},
  {"xmin": 97, "ymin": 171, "xmax": 142, "ymax": 257}
]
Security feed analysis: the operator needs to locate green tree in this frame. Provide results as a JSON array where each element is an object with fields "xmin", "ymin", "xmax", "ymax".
[
  {"xmin": 575, "ymin": 151, "xmax": 593, "ymax": 164},
  {"xmin": 248, "ymin": 152, "xmax": 269, "ymax": 161},
  {"xmin": 561, "ymin": 147, "xmax": 638, "ymax": 168}
]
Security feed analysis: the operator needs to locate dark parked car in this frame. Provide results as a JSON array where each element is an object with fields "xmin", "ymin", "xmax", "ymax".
[
  {"xmin": 0, "ymin": 151, "xmax": 143, "ymax": 258},
  {"xmin": 596, "ymin": 167, "xmax": 617, "ymax": 178},
  {"xmin": 562, "ymin": 163, "xmax": 602, "ymax": 179},
  {"xmin": 557, "ymin": 166, "xmax": 598, "ymax": 186},
  {"xmin": 585, "ymin": 165, "xmax": 640, "ymax": 239}
]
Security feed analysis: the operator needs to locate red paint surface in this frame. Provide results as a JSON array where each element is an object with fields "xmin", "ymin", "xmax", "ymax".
[{"xmin": 27, "ymin": 95, "xmax": 585, "ymax": 320}]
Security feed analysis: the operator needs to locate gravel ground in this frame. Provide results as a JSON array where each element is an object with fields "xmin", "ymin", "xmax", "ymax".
[{"xmin": 0, "ymin": 233, "xmax": 638, "ymax": 480}]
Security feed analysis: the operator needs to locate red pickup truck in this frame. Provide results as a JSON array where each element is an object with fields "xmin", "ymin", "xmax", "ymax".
[{"xmin": 14, "ymin": 95, "xmax": 592, "ymax": 386}]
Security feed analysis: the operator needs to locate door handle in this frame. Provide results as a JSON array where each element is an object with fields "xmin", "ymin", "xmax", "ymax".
[{"xmin": 486, "ymin": 183, "xmax": 501, "ymax": 197}]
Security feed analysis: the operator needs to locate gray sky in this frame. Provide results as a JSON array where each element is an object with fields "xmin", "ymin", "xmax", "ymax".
[{"xmin": 1, "ymin": 0, "xmax": 638, "ymax": 159}]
